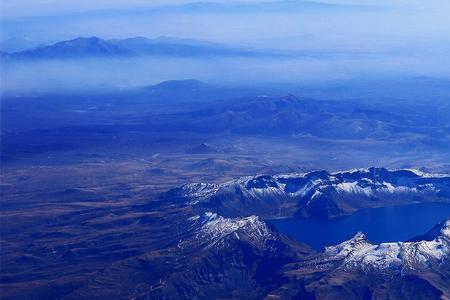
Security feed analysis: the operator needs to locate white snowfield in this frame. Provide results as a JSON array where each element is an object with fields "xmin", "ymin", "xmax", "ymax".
[{"xmin": 322, "ymin": 220, "xmax": 450, "ymax": 272}]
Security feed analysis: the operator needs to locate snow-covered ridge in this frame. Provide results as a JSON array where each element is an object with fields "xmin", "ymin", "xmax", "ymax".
[
  {"xmin": 167, "ymin": 168, "xmax": 450, "ymax": 212},
  {"xmin": 182, "ymin": 212, "xmax": 274, "ymax": 250},
  {"xmin": 320, "ymin": 220, "xmax": 450, "ymax": 272}
]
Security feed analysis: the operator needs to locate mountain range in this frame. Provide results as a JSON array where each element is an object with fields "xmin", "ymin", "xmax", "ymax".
[
  {"xmin": 2, "ymin": 36, "xmax": 288, "ymax": 60},
  {"xmin": 164, "ymin": 167, "xmax": 450, "ymax": 218},
  {"xmin": 146, "ymin": 184, "xmax": 450, "ymax": 299},
  {"xmin": 144, "ymin": 92, "xmax": 450, "ymax": 141}
]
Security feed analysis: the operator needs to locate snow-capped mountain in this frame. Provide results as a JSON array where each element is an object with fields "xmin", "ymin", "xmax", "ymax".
[
  {"xmin": 180, "ymin": 212, "xmax": 275, "ymax": 251},
  {"xmin": 273, "ymin": 220, "xmax": 450, "ymax": 299},
  {"xmin": 130, "ymin": 212, "xmax": 311, "ymax": 299},
  {"xmin": 165, "ymin": 167, "xmax": 450, "ymax": 218},
  {"xmin": 314, "ymin": 219, "xmax": 450, "ymax": 273}
]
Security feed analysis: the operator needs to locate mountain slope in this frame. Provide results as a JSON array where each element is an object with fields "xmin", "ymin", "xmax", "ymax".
[
  {"xmin": 64, "ymin": 215, "xmax": 450, "ymax": 299},
  {"xmin": 63, "ymin": 212, "xmax": 311, "ymax": 299}
]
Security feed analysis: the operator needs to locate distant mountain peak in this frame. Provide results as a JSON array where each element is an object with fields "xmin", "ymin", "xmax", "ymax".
[
  {"xmin": 5, "ymin": 36, "xmax": 284, "ymax": 60},
  {"xmin": 9, "ymin": 36, "xmax": 130, "ymax": 59},
  {"xmin": 69, "ymin": 36, "xmax": 101, "ymax": 42},
  {"xmin": 149, "ymin": 79, "xmax": 214, "ymax": 92},
  {"xmin": 49, "ymin": 36, "xmax": 106, "ymax": 48}
]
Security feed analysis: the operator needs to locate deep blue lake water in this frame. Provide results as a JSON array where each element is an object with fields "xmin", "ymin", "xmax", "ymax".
[{"xmin": 268, "ymin": 202, "xmax": 450, "ymax": 250}]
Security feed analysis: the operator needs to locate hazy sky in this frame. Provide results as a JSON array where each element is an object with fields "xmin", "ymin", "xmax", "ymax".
[
  {"xmin": 1, "ymin": 0, "xmax": 448, "ymax": 18},
  {"xmin": 2, "ymin": 0, "xmax": 450, "ymax": 93},
  {"xmin": 2, "ymin": 0, "xmax": 450, "ymax": 49}
]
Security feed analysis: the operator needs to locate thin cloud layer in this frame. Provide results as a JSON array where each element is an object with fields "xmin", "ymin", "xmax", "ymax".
[{"xmin": 1, "ymin": 0, "xmax": 450, "ymax": 93}]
